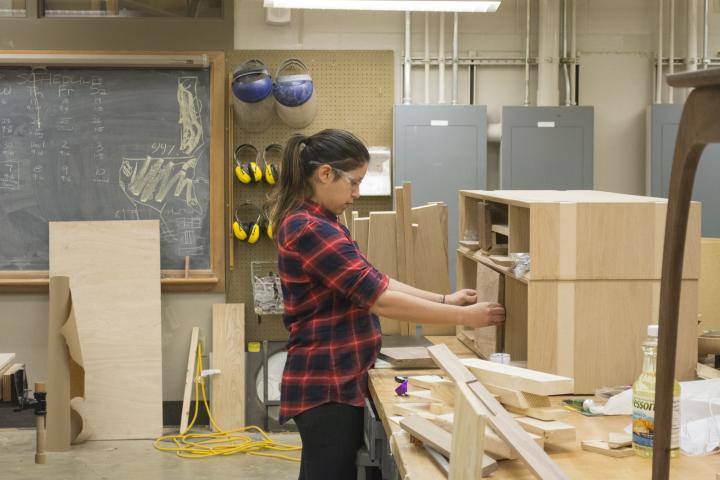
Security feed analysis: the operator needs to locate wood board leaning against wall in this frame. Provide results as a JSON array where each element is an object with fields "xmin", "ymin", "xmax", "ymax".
[
  {"xmin": 47, "ymin": 220, "xmax": 163, "ymax": 444},
  {"xmin": 352, "ymin": 183, "xmax": 455, "ymax": 336},
  {"xmin": 225, "ymin": 51, "xmax": 394, "ymax": 341}
]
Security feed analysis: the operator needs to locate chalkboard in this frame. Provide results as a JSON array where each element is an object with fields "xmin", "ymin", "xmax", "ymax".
[{"xmin": 0, "ymin": 67, "xmax": 212, "ymax": 271}]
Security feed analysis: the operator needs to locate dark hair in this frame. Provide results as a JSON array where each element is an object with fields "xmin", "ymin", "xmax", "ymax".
[{"xmin": 269, "ymin": 129, "xmax": 370, "ymax": 236}]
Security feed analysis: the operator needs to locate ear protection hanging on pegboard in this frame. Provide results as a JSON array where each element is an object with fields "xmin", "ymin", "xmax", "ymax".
[
  {"xmin": 260, "ymin": 209, "xmax": 274, "ymax": 240},
  {"xmin": 262, "ymin": 144, "xmax": 283, "ymax": 186},
  {"xmin": 234, "ymin": 144, "xmax": 263, "ymax": 184},
  {"xmin": 233, "ymin": 201, "xmax": 262, "ymax": 244}
]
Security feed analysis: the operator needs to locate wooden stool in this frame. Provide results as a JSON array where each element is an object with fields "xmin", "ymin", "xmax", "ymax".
[{"xmin": 655, "ymin": 69, "xmax": 720, "ymax": 479}]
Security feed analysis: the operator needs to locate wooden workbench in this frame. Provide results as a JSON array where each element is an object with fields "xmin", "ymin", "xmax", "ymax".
[{"xmin": 368, "ymin": 337, "xmax": 720, "ymax": 479}]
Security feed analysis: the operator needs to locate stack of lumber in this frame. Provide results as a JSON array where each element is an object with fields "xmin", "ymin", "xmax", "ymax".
[
  {"xmin": 351, "ymin": 182, "xmax": 454, "ymax": 336},
  {"xmin": 1, "ymin": 363, "xmax": 25, "ymax": 403},
  {"xmin": 0, "ymin": 354, "xmax": 22, "ymax": 403},
  {"xmin": 394, "ymin": 346, "xmax": 576, "ymax": 479}
]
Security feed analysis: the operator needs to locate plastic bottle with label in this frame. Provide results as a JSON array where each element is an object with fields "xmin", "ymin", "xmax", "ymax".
[{"xmin": 631, "ymin": 324, "xmax": 681, "ymax": 457}]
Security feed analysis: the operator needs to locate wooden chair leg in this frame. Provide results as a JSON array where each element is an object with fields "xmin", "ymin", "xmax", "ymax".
[{"xmin": 655, "ymin": 70, "xmax": 720, "ymax": 480}]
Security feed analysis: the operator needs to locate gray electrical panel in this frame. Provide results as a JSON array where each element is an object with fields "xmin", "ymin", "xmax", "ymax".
[
  {"xmin": 647, "ymin": 104, "xmax": 720, "ymax": 237},
  {"xmin": 394, "ymin": 105, "xmax": 488, "ymax": 291},
  {"xmin": 500, "ymin": 106, "xmax": 594, "ymax": 189}
]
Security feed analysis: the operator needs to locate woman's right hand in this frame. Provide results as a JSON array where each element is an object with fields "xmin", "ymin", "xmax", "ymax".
[{"xmin": 460, "ymin": 302, "xmax": 505, "ymax": 328}]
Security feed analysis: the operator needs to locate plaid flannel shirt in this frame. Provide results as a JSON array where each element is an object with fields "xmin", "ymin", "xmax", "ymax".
[{"xmin": 277, "ymin": 200, "xmax": 389, "ymax": 423}]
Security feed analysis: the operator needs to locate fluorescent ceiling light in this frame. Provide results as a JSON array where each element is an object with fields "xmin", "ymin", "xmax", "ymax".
[{"xmin": 263, "ymin": 0, "xmax": 501, "ymax": 13}]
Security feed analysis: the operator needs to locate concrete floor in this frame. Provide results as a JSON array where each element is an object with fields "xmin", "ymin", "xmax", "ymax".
[{"xmin": 0, "ymin": 428, "xmax": 302, "ymax": 480}]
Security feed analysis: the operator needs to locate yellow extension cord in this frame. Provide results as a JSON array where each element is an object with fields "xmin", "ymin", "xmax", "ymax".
[{"xmin": 153, "ymin": 342, "xmax": 302, "ymax": 462}]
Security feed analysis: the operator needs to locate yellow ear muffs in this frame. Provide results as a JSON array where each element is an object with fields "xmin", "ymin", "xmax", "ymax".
[
  {"xmin": 234, "ymin": 144, "xmax": 262, "ymax": 184},
  {"xmin": 232, "ymin": 213, "xmax": 248, "ymax": 241},
  {"xmin": 250, "ymin": 162, "xmax": 262, "ymax": 182},
  {"xmin": 260, "ymin": 211, "xmax": 274, "ymax": 240},
  {"xmin": 262, "ymin": 144, "xmax": 283, "ymax": 186},
  {"xmin": 235, "ymin": 164, "xmax": 251, "ymax": 184},
  {"xmin": 234, "ymin": 202, "xmax": 263, "ymax": 245},
  {"xmin": 264, "ymin": 164, "xmax": 278, "ymax": 185},
  {"xmin": 247, "ymin": 219, "xmax": 261, "ymax": 245}
]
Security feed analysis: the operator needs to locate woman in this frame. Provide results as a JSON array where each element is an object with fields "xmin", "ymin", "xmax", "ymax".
[{"xmin": 270, "ymin": 129, "xmax": 505, "ymax": 480}]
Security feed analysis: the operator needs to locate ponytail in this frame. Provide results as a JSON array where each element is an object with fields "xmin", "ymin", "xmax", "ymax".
[
  {"xmin": 268, "ymin": 129, "xmax": 370, "ymax": 237},
  {"xmin": 269, "ymin": 134, "xmax": 311, "ymax": 235}
]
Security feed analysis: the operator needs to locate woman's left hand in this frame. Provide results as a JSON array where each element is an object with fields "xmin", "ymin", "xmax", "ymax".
[{"xmin": 444, "ymin": 289, "xmax": 477, "ymax": 306}]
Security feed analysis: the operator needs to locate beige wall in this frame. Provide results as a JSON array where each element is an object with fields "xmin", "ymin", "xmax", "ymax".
[{"xmin": 235, "ymin": 0, "xmax": 708, "ymax": 193}]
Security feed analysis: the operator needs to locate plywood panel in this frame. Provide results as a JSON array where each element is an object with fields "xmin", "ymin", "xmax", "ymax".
[
  {"xmin": 699, "ymin": 238, "xmax": 720, "ymax": 332},
  {"xmin": 211, "ymin": 304, "xmax": 245, "ymax": 431},
  {"xmin": 180, "ymin": 327, "xmax": 199, "ymax": 434},
  {"xmin": 412, "ymin": 203, "xmax": 454, "ymax": 336},
  {"xmin": 379, "ymin": 347, "xmax": 435, "ymax": 368},
  {"xmin": 353, "ymin": 217, "xmax": 370, "ymax": 255},
  {"xmin": 504, "ymin": 277, "xmax": 528, "ymax": 362},
  {"xmin": 367, "ymin": 211, "xmax": 401, "ymax": 335},
  {"xmin": 395, "ymin": 184, "xmax": 415, "ymax": 287},
  {"xmin": 527, "ymin": 281, "xmax": 559, "ymax": 375},
  {"xmin": 528, "ymin": 200, "xmax": 701, "ymax": 280},
  {"xmin": 572, "ymin": 280, "xmax": 698, "ymax": 393},
  {"xmin": 49, "ymin": 220, "xmax": 162, "ymax": 440},
  {"xmin": 508, "ymin": 205, "xmax": 529, "ymax": 254},
  {"xmin": 473, "ymin": 261, "xmax": 503, "ymax": 357},
  {"xmin": 46, "ymin": 276, "xmax": 71, "ymax": 451}
]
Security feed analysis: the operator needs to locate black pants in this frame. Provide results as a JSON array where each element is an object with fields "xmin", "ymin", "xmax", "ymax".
[{"xmin": 294, "ymin": 402, "xmax": 364, "ymax": 480}]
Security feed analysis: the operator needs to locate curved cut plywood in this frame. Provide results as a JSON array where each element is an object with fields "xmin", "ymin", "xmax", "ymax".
[
  {"xmin": 70, "ymin": 396, "xmax": 92, "ymax": 444},
  {"xmin": 60, "ymin": 306, "xmax": 84, "ymax": 368}
]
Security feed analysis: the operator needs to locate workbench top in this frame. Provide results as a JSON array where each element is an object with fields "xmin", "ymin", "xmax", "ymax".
[{"xmin": 368, "ymin": 337, "xmax": 720, "ymax": 479}]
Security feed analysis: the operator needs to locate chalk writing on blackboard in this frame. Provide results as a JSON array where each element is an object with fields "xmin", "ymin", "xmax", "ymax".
[{"xmin": 0, "ymin": 68, "xmax": 211, "ymax": 270}]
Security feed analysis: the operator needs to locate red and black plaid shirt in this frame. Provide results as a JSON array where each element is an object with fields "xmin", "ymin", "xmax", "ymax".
[{"xmin": 277, "ymin": 200, "xmax": 389, "ymax": 423}]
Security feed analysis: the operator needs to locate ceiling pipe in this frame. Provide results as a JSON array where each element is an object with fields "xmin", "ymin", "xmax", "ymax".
[
  {"xmin": 562, "ymin": 0, "xmax": 571, "ymax": 106},
  {"xmin": 439, "ymin": 12, "xmax": 446, "ymax": 104},
  {"xmin": 537, "ymin": 0, "xmax": 560, "ymax": 106},
  {"xmin": 570, "ymin": 0, "xmax": 577, "ymax": 105},
  {"xmin": 523, "ymin": 0, "xmax": 531, "ymax": 106},
  {"xmin": 424, "ymin": 12, "xmax": 430, "ymax": 104},
  {"xmin": 403, "ymin": 11, "xmax": 412, "ymax": 104},
  {"xmin": 452, "ymin": 12, "xmax": 459, "ymax": 105},
  {"xmin": 668, "ymin": 0, "xmax": 675, "ymax": 103},
  {"xmin": 703, "ymin": 0, "xmax": 709, "ymax": 69},
  {"xmin": 656, "ymin": 0, "xmax": 663, "ymax": 104},
  {"xmin": 687, "ymin": 0, "xmax": 698, "ymax": 73}
]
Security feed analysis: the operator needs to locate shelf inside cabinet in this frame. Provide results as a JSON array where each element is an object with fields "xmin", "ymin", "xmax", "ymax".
[
  {"xmin": 456, "ymin": 246, "xmax": 529, "ymax": 285},
  {"xmin": 491, "ymin": 224, "xmax": 509, "ymax": 236}
]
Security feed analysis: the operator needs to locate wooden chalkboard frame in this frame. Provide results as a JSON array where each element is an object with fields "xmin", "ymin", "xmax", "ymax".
[{"xmin": 0, "ymin": 51, "xmax": 226, "ymax": 292}]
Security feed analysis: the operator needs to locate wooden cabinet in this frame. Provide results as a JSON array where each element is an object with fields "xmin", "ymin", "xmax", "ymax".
[{"xmin": 456, "ymin": 190, "xmax": 701, "ymax": 393}]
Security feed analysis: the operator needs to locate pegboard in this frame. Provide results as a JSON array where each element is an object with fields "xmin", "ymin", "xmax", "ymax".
[{"xmin": 226, "ymin": 50, "xmax": 395, "ymax": 341}]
